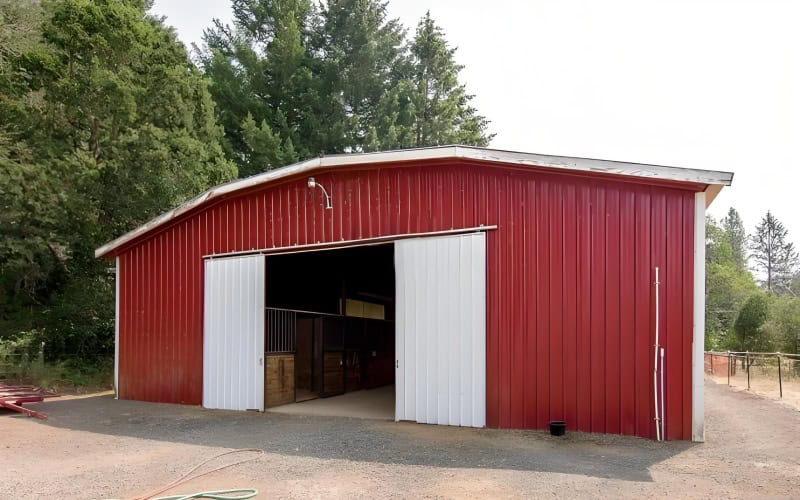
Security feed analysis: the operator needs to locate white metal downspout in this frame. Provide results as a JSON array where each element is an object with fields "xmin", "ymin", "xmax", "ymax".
[
  {"xmin": 654, "ymin": 266, "xmax": 661, "ymax": 441},
  {"xmin": 660, "ymin": 347, "xmax": 666, "ymax": 439},
  {"xmin": 114, "ymin": 256, "xmax": 120, "ymax": 399},
  {"xmin": 692, "ymin": 192, "xmax": 707, "ymax": 442}
]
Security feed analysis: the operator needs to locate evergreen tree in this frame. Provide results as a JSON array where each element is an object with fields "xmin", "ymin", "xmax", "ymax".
[
  {"xmin": 0, "ymin": 0, "xmax": 40, "ymax": 69},
  {"xmin": 320, "ymin": 0, "xmax": 407, "ymax": 150},
  {"xmin": 408, "ymin": 12, "xmax": 493, "ymax": 148},
  {"xmin": 750, "ymin": 211, "xmax": 799, "ymax": 295},
  {"xmin": 721, "ymin": 207, "xmax": 747, "ymax": 272},
  {"xmin": 199, "ymin": 4, "xmax": 493, "ymax": 175},
  {"xmin": 200, "ymin": 0, "xmax": 346, "ymax": 177}
]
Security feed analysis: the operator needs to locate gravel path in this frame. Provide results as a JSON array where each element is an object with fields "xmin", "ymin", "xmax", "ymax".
[{"xmin": 2, "ymin": 378, "xmax": 798, "ymax": 498}]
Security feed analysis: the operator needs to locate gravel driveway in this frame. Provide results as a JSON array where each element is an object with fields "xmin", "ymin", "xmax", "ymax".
[{"xmin": 2, "ymin": 379, "xmax": 798, "ymax": 498}]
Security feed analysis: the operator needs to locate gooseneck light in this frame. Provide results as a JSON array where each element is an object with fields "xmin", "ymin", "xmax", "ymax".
[{"xmin": 307, "ymin": 177, "xmax": 333, "ymax": 209}]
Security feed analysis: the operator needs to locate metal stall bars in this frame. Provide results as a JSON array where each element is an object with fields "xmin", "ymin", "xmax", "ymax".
[
  {"xmin": 266, "ymin": 308, "xmax": 297, "ymax": 354},
  {"xmin": 265, "ymin": 308, "xmax": 297, "ymax": 407}
]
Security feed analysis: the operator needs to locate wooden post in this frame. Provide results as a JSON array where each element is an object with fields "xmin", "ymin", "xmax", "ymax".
[
  {"xmin": 727, "ymin": 351, "xmax": 731, "ymax": 386},
  {"xmin": 710, "ymin": 353, "xmax": 714, "ymax": 375},
  {"xmin": 746, "ymin": 351, "xmax": 750, "ymax": 390},
  {"xmin": 777, "ymin": 353, "xmax": 783, "ymax": 399}
]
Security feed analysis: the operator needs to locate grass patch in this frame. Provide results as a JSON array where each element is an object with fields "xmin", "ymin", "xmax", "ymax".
[
  {"xmin": 19, "ymin": 360, "xmax": 113, "ymax": 394},
  {"xmin": 1, "ymin": 334, "xmax": 112, "ymax": 393}
]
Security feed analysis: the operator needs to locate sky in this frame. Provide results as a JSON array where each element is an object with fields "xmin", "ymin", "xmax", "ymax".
[{"xmin": 151, "ymin": 0, "xmax": 800, "ymax": 246}]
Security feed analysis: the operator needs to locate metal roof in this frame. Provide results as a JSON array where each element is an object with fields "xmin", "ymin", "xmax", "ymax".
[{"xmin": 95, "ymin": 145, "xmax": 733, "ymax": 258}]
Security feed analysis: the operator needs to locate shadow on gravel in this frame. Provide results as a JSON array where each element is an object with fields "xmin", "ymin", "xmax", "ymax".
[{"xmin": 21, "ymin": 394, "xmax": 693, "ymax": 482}]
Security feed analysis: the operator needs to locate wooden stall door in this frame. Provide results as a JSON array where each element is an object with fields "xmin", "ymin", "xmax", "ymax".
[{"xmin": 265, "ymin": 354, "xmax": 295, "ymax": 407}]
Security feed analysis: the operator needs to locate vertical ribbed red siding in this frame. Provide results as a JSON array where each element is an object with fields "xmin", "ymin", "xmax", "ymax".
[{"xmin": 116, "ymin": 160, "xmax": 695, "ymax": 439}]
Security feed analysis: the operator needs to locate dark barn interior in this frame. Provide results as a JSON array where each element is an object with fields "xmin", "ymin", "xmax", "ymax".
[{"xmin": 264, "ymin": 244, "xmax": 395, "ymax": 411}]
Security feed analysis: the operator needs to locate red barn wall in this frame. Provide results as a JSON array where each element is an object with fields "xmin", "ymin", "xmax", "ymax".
[{"xmin": 116, "ymin": 160, "xmax": 696, "ymax": 440}]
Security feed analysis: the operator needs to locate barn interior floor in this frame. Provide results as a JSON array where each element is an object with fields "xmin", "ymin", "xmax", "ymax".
[{"xmin": 268, "ymin": 385, "xmax": 394, "ymax": 420}]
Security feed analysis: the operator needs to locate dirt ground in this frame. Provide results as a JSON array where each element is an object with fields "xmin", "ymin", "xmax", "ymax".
[
  {"xmin": 2, "ymin": 378, "xmax": 799, "ymax": 499},
  {"xmin": 708, "ymin": 372, "xmax": 800, "ymax": 412}
]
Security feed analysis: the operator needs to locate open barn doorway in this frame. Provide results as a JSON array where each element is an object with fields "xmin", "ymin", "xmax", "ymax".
[{"xmin": 264, "ymin": 243, "xmax": 395, "ymax": 420}]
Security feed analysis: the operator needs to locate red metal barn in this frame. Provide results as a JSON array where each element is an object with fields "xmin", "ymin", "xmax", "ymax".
[{"xmin": 96, "ymin": 146, "xmax": 732, "ymax": 441}]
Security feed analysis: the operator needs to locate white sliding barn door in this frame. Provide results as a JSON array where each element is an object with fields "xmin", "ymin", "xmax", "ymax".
[
  {"xmin": 395, "ymin": 233, "xmax": 486, "ymax": 427},
  {"xmin": 203, "ymin": 255, "xmax": 265, "ymax": 411}
]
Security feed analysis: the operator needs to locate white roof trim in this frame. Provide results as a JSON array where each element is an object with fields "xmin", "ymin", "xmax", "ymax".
[{"xmin": 95, "ymin": 145, "xmax": 733, "ymax": 258}]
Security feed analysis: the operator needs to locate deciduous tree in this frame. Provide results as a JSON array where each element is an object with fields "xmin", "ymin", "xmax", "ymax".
[
  {"xmin": 0, "ymin": 0, "xmax": 235, "ymax": 361},
  {"xmin": 705, "ymin": 217, "xmax": 758, "ymax": 350},
  {"xmin": 733, "ymin": 293, "xmax": 771, "ymax": 352}
]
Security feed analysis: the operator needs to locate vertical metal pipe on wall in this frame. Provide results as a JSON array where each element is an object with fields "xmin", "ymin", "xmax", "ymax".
[
  {"xmin": 660, "ymin": 347, "xmax": 665, "ymax": 440},
  {"xmin": 654, "ymin": 266, "xmax": 661, "ymax": 441}
]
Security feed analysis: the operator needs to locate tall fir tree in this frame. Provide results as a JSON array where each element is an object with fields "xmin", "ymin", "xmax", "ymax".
[
  {"xmin": 408, "ymin": 12, "xmax": 493, "ymax": 148},
  {"xmin": 319, "ymin": 0, "xmax": 407, "ymax": 150},
  {"xmin": 750, "ymin": 211, "xmax": 799, "ymax": 295},
  {"xmin": 721, "ymin": 207, "xmax": 747, "ymax": 272},
  {"xmin": 200, "ymin": 0, "xmax": 348, "ymax": 177},
  {"xmin": 199, "ymin": 4, "xmax": 493, "ymax": 176}
]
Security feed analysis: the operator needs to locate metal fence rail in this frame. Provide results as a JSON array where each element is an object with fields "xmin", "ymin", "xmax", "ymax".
[
  {"xmin": 705, "ymin": 351, "xmax": 800, "ymax": 401},
  {"xmin": 0, "ymin": 343, "xmax": 45, "ymax": 379}
]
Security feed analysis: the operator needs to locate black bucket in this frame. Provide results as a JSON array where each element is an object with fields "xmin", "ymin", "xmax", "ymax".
[{"xmin": 549, "ymin": 420, "xmax": 566, "ymax": 436}]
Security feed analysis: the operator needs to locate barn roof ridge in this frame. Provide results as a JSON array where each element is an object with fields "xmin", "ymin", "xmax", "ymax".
[{"xmin": 95, "ymin": 145, "xmax": 733, "ymax": 258}]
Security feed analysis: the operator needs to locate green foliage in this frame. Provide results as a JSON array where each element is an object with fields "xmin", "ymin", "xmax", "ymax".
[
  {"xmin": 0, "ymin": 331, "xmax": 42, "ymax": 365},
  {"xmin": 706, "ymin": 214, "xmax": 800, "ymax": 354},
  {"xmin": 750, "ymin": 211, "xmax": 799, "ymax": 295},
  {"xmin": 0, "ymin": 0, "xmax": 42, "ymax": 70},
  {"xmin": 721, "ymin": 207, "xmax": 747, "ymax": 272},
  {"xmin": 199, "ymin": 0, "xmax": 343, "ymax": 177},
  {"xmin": 241, "ymin": 112, "xmax": 298, "ymax": 169},
  {"xmin": 0, "ymin": 0, "xmax": 235, "ymax": 363},
  {"xmin": 0, "ymin": 331, "xmax": 111, "ymax": 388},
  {"xmin": 733, "ymin": 293, "xmax": 772, "ymax": 352},
  {"xmin": 198, "ymin": 1, "xmax": 493, "ymax": 177},
  {"xmin": 705, "ymin": 216, "xmax": 759, "ymax": 350},
  {"xmin": 762, "ymin": 296, "xmax": 800, "ymax": 354},
  {"xmin": 406, "ymin": 12, "xmax": 492, "ymax": 148},
  {"xmin": 32, "ymin": 358, "xmax": 113, "ymax": 389}
]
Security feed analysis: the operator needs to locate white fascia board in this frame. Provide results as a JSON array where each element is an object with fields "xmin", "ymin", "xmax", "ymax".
[
  {"xmin": 454, "ymin": 147, "xmax": 734, "ymax": 187},
  {"xmin": 95, "ymin": 145, "xmax": 733, "ymax": 258},
  {"xmin": 692, "ymin": 192, "xmax": 706, "ymax": 442}
]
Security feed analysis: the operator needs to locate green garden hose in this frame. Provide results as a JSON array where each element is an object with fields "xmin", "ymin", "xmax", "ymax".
[
  {"xmin": 125, "ymin": 449, "xmax": 265, "ymax": 500},
  {"xmin": 152, "ymin": 488, "xmax": 258, "ymax": 500}
]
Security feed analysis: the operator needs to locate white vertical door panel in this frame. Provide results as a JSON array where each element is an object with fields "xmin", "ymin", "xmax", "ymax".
[
  {"xmin": 203, "ymin": 255, "xmax": 265, "ymax": 411},
  {"xmin": 395, "ymin": 232, "xmax": 486, "ymax": 427}
]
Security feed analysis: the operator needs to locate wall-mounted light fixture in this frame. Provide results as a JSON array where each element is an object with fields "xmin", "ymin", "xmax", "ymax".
[{"xmin": 307, "ymin": 177, "xmax": 333, "ymax": 209}]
